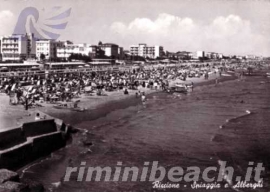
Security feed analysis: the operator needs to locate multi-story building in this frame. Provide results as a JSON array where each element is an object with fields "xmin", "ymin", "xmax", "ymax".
[
  {"xmin": 130, "ymin": 44, "xmax": 164, "ymax": 59},
  {"xmin": 191, "ymin": 51, "xmax": 205, "ymax": 59},
  {"xmin": 88, "ymin": 45, "xmax": 105, "ymax": 58},
  {"xmin": 57, "ymin": 43, "xmax": 89, "ymax": 60},
  {"xmin": 246, "ymin": 55, "xmax": 259, "ymax": 60},
  {"xmin": 166, "ymin": 51, "xmax": 178, "ymax": 59},
  {"xmin": 196, "ymin": 51, "xmax": 205, "ymax": 58},
  {"xmin": 99, "ymin": 43, "xmax": 119, "ymax": 58},
  {"xmin": 0, "ymin": 33, "xmax": 36, "ymax": 61},
  {"xmin": 57, "ymin": 42, "xmax": 105, "ymax": 60},
  {"xmin": 118, "ymin": 47, "xmax": 124, "ymax": 60},
  {"xmin": 217, "ymin": 53, "xmax": 223, "ymax": 59},
  {"xmin": 205, "ymin": 52, "xmax": 221, "ymax": 59},
  {"xmin": 176, "ymin": 51, "xmax": 192, "ymax": 60},
  {"xmin": 36, "ymin": 39, "xmax": 64, "ymax": 61},
  {"xmin": 205, "ymin": 52, "xmax": 212, "ymax": 59},
  {"xmin": 130, "ymin": 44, "xmax": 145, "ymax": 57}
]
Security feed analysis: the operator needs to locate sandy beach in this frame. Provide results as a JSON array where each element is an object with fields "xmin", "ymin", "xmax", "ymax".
[{"xmin": 0, "ymin": 70, "xmax": 225, "ymax": 131}]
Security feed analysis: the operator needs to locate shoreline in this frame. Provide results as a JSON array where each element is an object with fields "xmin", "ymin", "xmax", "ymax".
[
  {"xmin": 0, "ymin": 71, "xmax": 237, "ymax": 130},
  {"xmin": 37, "ymin": 71, "xmax": 235, "ymax": 125}
]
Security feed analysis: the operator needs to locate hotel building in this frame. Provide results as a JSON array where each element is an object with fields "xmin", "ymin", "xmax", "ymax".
[
  {"xmin": 57, "ymin": 42, "xmax": 105, "ymax": 60},
  {"xmin": 0, "ymin": 33, "xmax": 36, "ymax": 61},
  {"xmin": 99, "ymin": 43, "xmax": 119, "ymax": 58},
  {"xmin": 36, "ymin": 39, "xmax": 64, "ymax": 61},
  {"xmin": 130, "ymin": 44, "xmax": 164, "ymax": 59},
  {"xmin": 118, "ymin": 47, "xmax": 124, "ymax": 60}
]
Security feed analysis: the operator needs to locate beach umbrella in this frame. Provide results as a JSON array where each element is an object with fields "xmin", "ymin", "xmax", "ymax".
[
  {"xmin": 84, "ymin": 86, "xmax": 92, "ymax": 92},
  {"xmin": 31, "ymin": 89, "xmax": 36, "ymax": 94},
  {"xmin": 0, "ymin": 67, "xmax": 7, "ymax": 71},
  {"xmin": 51, "ymin": 95, "xmax": 59, "ymax": 99},
  {"xmin": 91, "ymin": 82, "xmax": 97, "ymax": 87},
  {"xmin": 10, "ymin": 84, "xmax": 16, "ymax": 91}
]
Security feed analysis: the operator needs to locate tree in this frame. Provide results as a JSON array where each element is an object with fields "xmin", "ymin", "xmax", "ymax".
[
  {"xmin": 98, "ymin": 41, "xmax": 103, "ymax": 46},
  {"xmin": 68, "ymin": 53, "xmax": 91, "ymax": 62},
  {"xmin": 68, "ymin": 53, "xmax": 73, "ymax": 62},
  {"xmin": 40, "ymin": 53, "xmax": 45, "ymax": 61},
  {"xmin": 172, "ymin": 55, "xmax": 178, "ymax": 60}
]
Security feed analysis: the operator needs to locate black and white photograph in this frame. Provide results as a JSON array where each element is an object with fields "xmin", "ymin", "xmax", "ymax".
[{"xmin": 0, "ymin": 0, "xmax": 270, "ymax": 191}]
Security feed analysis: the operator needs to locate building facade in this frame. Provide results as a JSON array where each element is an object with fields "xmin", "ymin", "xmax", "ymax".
[
  {"xmin": 130, "ymin": 44, "xmax": 164, "ymax": 59},
  {"xmin": 118, "ymin": 47, "xmax": 124, "ymax": 60},
  {"xmin": 36, "ymin": 39, "xmax": 64, "ymax": 61},
  {"xmin": 57, "ymin": 43, "xmax": 89, "ymax": 60},
  {"xmin": 99, "ymin": 43, "xmax": 119, "ymax": 58},
  {"xmin": 0, "ymin": 33, "xmax": 36, "ymax": 61},
  {"xmin": 191, "ymin": 51, "xmax": 205, "ymax": 59},
  {"xmin": 57, "ymin": 42, "xmax": 105, "ymax": 60},
  {"xmin": 88, "ymin": 45, "xmax": 105, "ymax": 58}
]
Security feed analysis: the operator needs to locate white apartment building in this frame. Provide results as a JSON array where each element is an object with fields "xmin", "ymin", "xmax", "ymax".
[
  {"xmin": 36, "ymin": 39, "xmax": 64, "ymax": 61},
  {"xmin": 57, "ymin": 42, "xmax": 122, "ymax": 60},
  {"xmin": 217, "ymin": 53, "xmax": 223, "ymax": 59},
  {"xmin": 0, "ymin": 33, "xmax": 36, "ymax": 61},
  {"xmin": 57, "ymin": 43, "xmax": 94, "ymax": 60},
  {"xmin": 196, "ymin": 51, "xmax": 205, "ymax": 58},
  {"xmin": 191, "ymin": 51, "xmax": 206, "ymax": 59},
  {"xmin": 246, "ymin": 55, "xmax": 259, "ymax": 60},
  {"xmin": 130, "ymin": 44, "xmax": 164, "ymax": 59},
  {"xmin": 205, "ymin": 52, "xmax": 221, "ymax": 59}
]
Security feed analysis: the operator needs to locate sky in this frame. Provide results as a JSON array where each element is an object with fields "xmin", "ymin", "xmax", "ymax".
[{"xmin": 0, "ymin": 0, "xmax": 270, "ymax": 56}]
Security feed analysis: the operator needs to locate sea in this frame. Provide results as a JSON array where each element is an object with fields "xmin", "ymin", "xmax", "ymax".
[{"xmin": 20, "ymin": 72, "xmax": 270, "ymax": 192}]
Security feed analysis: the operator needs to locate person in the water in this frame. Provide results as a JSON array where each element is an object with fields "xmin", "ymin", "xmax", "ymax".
[{"xmin": 141, "ymin": 92, "xmax": 146, "ymax": 103}]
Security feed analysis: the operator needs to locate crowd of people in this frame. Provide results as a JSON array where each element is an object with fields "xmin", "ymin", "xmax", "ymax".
[{"xmin": 0, "ymin": 61, "xmax": 263, "ymax": 110}]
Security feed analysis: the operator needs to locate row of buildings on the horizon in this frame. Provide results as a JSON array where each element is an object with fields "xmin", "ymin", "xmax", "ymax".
[
  {"xmin": 0, "ymin": 33, "xmax": 125, "ymax": 62},
  {"xmin": 0, "ymin": 33, "xmax": 263, "ymax": 63}
]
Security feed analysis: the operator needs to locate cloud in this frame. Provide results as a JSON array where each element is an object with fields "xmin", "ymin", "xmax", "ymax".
[
  {"xmin": 0, "ymin": 10, "xmax": 15, "ymax": 36},
  {"xmin": 110, "ymin": 13, "xmax": 269, "ymax": 56},
  {"xmin": 111, "ymin": 13, "xmax": 195, "ymax": 36}
]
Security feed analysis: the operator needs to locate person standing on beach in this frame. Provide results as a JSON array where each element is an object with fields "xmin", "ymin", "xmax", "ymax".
[
  {"xmin": 215, "ymin": 77, "xmax": 219, "ymax": 85},
  {"xmin": 124, "ymin": 88, "xmax": 129, "ymax": 95},
  {"xmin": 25, "ymin": 97, "xmax": 29, "ymax": 111}
]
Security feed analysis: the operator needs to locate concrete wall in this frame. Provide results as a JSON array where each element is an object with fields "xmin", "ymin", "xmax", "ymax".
[
  {"xmin": 22, "ymin": 119, "xmax": 57, "ymax": 137},
  {"xmin": 0, "ymin": 142, "xmax": 33, "ymax": 170},
  {"xmin": 0, "ymin": 127, "xmax": 26, "ymax": 150},
  {"xmin": 31, "ymin": 132, "xmax": 66, "ymax": 158},
  {"xmin": 0, "ymin": 120, "xmax": 66, "ymax": 170}
]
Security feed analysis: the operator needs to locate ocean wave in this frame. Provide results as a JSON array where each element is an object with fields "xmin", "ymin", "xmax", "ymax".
[{"xmin": 219, "ymin": 110, "xmax": 254, "ymax": 129}]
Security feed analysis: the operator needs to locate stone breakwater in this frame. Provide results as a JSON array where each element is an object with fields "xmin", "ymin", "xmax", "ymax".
[
  {"xmin": 0, "ymin": 118, "xmax": 72, "ymax": 191},
  {"xmin": 0, "ymin": 168, "xmax": 45, "ymax": 191}
]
